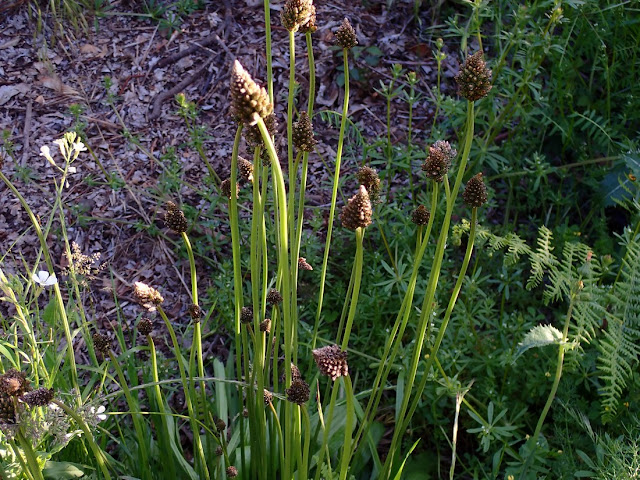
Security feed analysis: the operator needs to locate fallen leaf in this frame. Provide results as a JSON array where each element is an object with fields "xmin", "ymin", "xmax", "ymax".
[{"xmin": 0, "ymin": 83, "xmax": 29, "ymax": 105}]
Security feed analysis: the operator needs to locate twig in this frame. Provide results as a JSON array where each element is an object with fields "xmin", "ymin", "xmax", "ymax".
[{"xmin": 21, "ymin": 100, "xmax": 32, "ymax": 167}]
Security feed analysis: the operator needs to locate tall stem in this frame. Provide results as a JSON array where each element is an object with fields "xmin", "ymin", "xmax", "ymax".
[{"xmin": 314, "ymin": 48, "xmax": 350, "ymax": 345}]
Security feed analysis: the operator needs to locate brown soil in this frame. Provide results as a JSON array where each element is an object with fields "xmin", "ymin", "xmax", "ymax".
[{"xmin": 0, "ymin": 0, "xmax": 461, "ymax": 358}]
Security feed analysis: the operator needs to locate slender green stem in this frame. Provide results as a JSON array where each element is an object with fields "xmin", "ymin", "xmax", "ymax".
[
  {"xmin": 382, "ymin": 101, "xmax": 475, "ymax": 478},
  {"xmin": 108, "ymin": 350, "xmax": 151, "ymax": 480},
  {"xmin": 340, "ymin": 228, "xmax": 365, "ymax": 350},
  {"xmin": 314, "ymin": 48, "xmax": 350, "ymax": 340},
  {"xmin": 350, "ymin": 182, "xmax": 438, "ymax": 457},
  {"xmin": 16, "ymin": 431, "xmax": 44, "ymax": 480},
  {"xmin": 0, "ymin": 170, "xmax": 80, "ymax": 401},
  {"xmin": 157, "ymin": 306, "xmax": 210, "ymax": 480},
  {"xmin": 257, "ymin": 116, "xmax": 295, "ymax": 477},
  {"xmin": 338, "ymin": 376, "xmax": 356, "ymax": 480},
  {"xmin": 518, "ymin": 286, "xmax": 577, "ymax": 479}
]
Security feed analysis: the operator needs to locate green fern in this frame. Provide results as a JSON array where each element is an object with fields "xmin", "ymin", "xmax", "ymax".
[
  {"xmin": 598, "ymin": 230, "xmax": 640, "ymax": 422},
  {"xmin": 478, "ymin": 224, "xmax": 640, "ymax": 420}
]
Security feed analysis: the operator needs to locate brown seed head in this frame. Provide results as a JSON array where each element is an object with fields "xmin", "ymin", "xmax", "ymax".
[
  {"xmin": 455, "ymin": 51, "xmax": 492, "ymax": 101},
  {"xmin": 215, "ymin": 417, "xmax": 226, "ymax": 432},
  {"xmin": 335, "ymin": 18, "xmax": 357, "ymax": 49},
  {"xmin": 230, "ymin": 60, "xmax": 273, "ymax": 125},
  {"xmin": 0, "ymin": 370, "xmax": 29, "ymax": 397},
  {"xmin": 226, "ymin": 466, "xmax": 238, "ymax": 478},
  {"xmin": 215, "ymin": 446, "xmax": 223, "ymax": 456},
  {"xmin": 93, "ymin": 333, "xmax": 111, "ymax": 356},
  {"xmin": 164, "ymin": 201, "xmax": 188, "ymax": 234},
  {"xmin": 259, "ymin": 318, "xmax": 272, "ymax": 333},
  {"xmin": 240, "ymin": 306, "xmax": 253, "ymax": 324},
  {"xmin": 340, "ymin": 185, "xmax": 373, "ymax": 230},
  {"xmin": 266, "ymin": 288, "xmax": 283, "ymax": 306},
  {"xmin": 0, "ymin": 394, "xmax": 17, "ymax": 427},
  {"xmin": 286, "ymin": 378, "xmax": 310, "ymax": 405},
  {"xmin": 21, "ymin": 387, "xmax": 54, "ymax": 408},
  {"xmin": 134, "ymin": 282, "xmax": 164, "ymax": 310},
  {"xmin": 462, "ymin": 172, "xmax": 488, "ymax": 208},
  {"xmin": 411, "ymin": 205, "xmax": 431, "ymax": 226},
  {"xmin": 312, "ymin": 344, "xmax": 349, "ymax": 381},
  {"xmin": 237, "ymin": 156, "xmax": 254, "ymax": 183},
  {"xmin": 422, "ymin": 141, "xmax": 456, "ymax": 182},
  {"xmin": 263, "ymin": 389, "xmax": 273, "ymax": 406},
  {"xmin": 292, "ymin": 112, "xmax": 317, "ymax": 153},
  {"xmin": 221, "ymin": 178, "xmax": 239, "ymax": 200},
  {"xmin": 356, "ymin": 166, "xmax": 381, "ymax": 204},
  {"xmin": 298, "ymin": 257, "xmax": 313, "ymax": 271},
  {"xmin": 138, "ymin": 317, "xmax": 154, "ymax": 336},
  {"xmin": 188, "ymin": 304, "xmax": 202, "ymax": 322},
  {"xmin": 244, "ymin": 113, "xmax": 278, "ymax": 149},
  {"xmin": 299, "ymin": 9, "xmax": 317, "ymax": 34},
  {"xmin": 281, "ymin": 0, "xmax": 315, "ymax": 32}
]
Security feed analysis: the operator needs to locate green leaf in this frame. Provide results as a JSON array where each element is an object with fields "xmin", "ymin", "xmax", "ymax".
[
  {"xmin": 514, "ymin": 324, "xmax": 563, "ymax": 361},
  {"xmin": 43, "ymin": 461, "xmax": 85, "ymax": 479}
]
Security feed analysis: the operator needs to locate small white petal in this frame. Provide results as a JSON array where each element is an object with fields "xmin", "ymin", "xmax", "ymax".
[
  {"xmin": 32, "ymin": 271, "xmax": 57, "ymax": 287},
  {"xmin": 68, "ymin": 166, "xmax": 77, "ymax": 174},
  {"xmin": 73, "ymin": 141, "xmax": 87, "ymax": 153},
  {"xmin": 39, "ymin": 145, "xmax": 56, "ymax": 166},
  {"xmin": 53, "ymin": 138, "xmax": 66, "ymax": 156}
]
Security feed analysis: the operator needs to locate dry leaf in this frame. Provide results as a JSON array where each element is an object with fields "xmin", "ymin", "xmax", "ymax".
[{"xmin": 0, "ymin": 84, "xmax": 28, "ymax": 106}]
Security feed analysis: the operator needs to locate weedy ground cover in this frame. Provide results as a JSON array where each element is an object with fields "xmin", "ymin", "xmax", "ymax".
[{"xmin": 0, "ymin": 0, "xmax": 639, "ymax": 479}]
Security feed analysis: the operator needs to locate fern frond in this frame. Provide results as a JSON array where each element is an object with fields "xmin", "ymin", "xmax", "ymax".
[
  {"xmin": 597, "ymin": 231, "xmax": 640, "ymax": 422},
  {"xmin": 526, "ymin": 226, "xmax": 557, "ymax": 290}
]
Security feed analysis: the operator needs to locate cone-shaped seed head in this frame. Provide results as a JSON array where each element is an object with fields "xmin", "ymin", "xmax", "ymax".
[
  {"xmin": 281, "ymin": 0, "xmax": 315, "ymax": 32},
  {"xmin": 462, "ymin": 172, "xmax": 488, "ymax": 208},
  {"xmin": 230, "ymin": 60, "xmax": 273, "ymax": 125},
  {"xmin": 298, "ymin": 257, "xmax": 313, "ymax": 271},
  {"xmin": 266, "ymin": 288, "xmax": 283, "ymax": 306},
  {"xmin": 286, "ymin": 378, "xmax": 310, "ymax": 405},
  {"xmin": 226, "ymin": 466, "xmax": 238, "ymax": 478},
  {"xmin": 312, "ymin": 344, "xmax": 348, "ymax": 381},
  {"xmin": 244, "ymin": 113, "xmax": 278, "ymax": 149},
  {"xmin": 164, "ymin": 201, "xmax": 188, "ymax": 234},
  {"xmin": 93, "ymin": 333, "xmax": 111, "ymax": 356},
  {"xmin": 240, "ymin": 306, "xmax": 253, "ymax": 324},
  {"xmin": 264, "ymin": 389, "xmax": 273, "ymax": 405},
  {"xmin": 335, "ymin": 18, "xmax": 357, "ymax": 49},
  {"xmin": 188, "ymin": 304, "xmax": 202, "ymax": 322},
  {"xmin": 134, "ymin": 282, "xmax": 164, "ymax": 307},
  {"xmin": 300, "ymin": 9, "xmax": 317, "ymax": 34},
  {"xmin": 356, "ymin": 166, "xmax": 381, "ymax": 204},
  {"xmin": 138, "ymin": 317, "xmax": 154, "ymax": 336},
  {"xmin": 292, "ymin": 111, "xmax": 317, "ymax": 153},
  {"xmin": 411, "ymin": 205, "xmax": 431, "ymax": 225},
  {"xmin": 237, "ymin": 156, "xmax": 254, "ymax": 183},
  {"xmin": 455, "ymin": 51, "xmax": 492, "ymax": 102},
  {"xmin": 221, "ymin": 178, "xmax": 239, "ymax": 199},
  {"xmin": 0, "ymin": 369, "xmax": 29, "ymax": 397},
  {"xmin": 21, "ymin": 387, "xmax": 54, "ymax": 408},
  {"xmin": 340, "ymin": 185, "xmax": 373, "ymax": 230},
  {"xmin": 422, "ymin": 140, "xmax": 456, "ymax": 182},
  {"xmin": 260, "ymin": 318, "xmax": 271, "ymax": 333}
]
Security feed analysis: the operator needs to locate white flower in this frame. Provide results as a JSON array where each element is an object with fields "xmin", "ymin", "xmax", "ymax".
[
  {"xmin": 39, "ymin": 145, "xmax": 56, "ymax": 167},
  {"xmin": 68, "ymin": 166, "xmax": 77, "ymax": 174},
  {"xmin": 32, "ymin": 271, "xmax": 58, "ymax": 287},
  {"xmin": 71, "ymin": 141, "xmax": 86, "ymax": 160},
  {"xmin": 89, "ymin": 405, "xmax": 107, "ymax": 422},
  {"xmin": 53, "ymin": 138, "xmax": 67, "ymax": 157}
]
